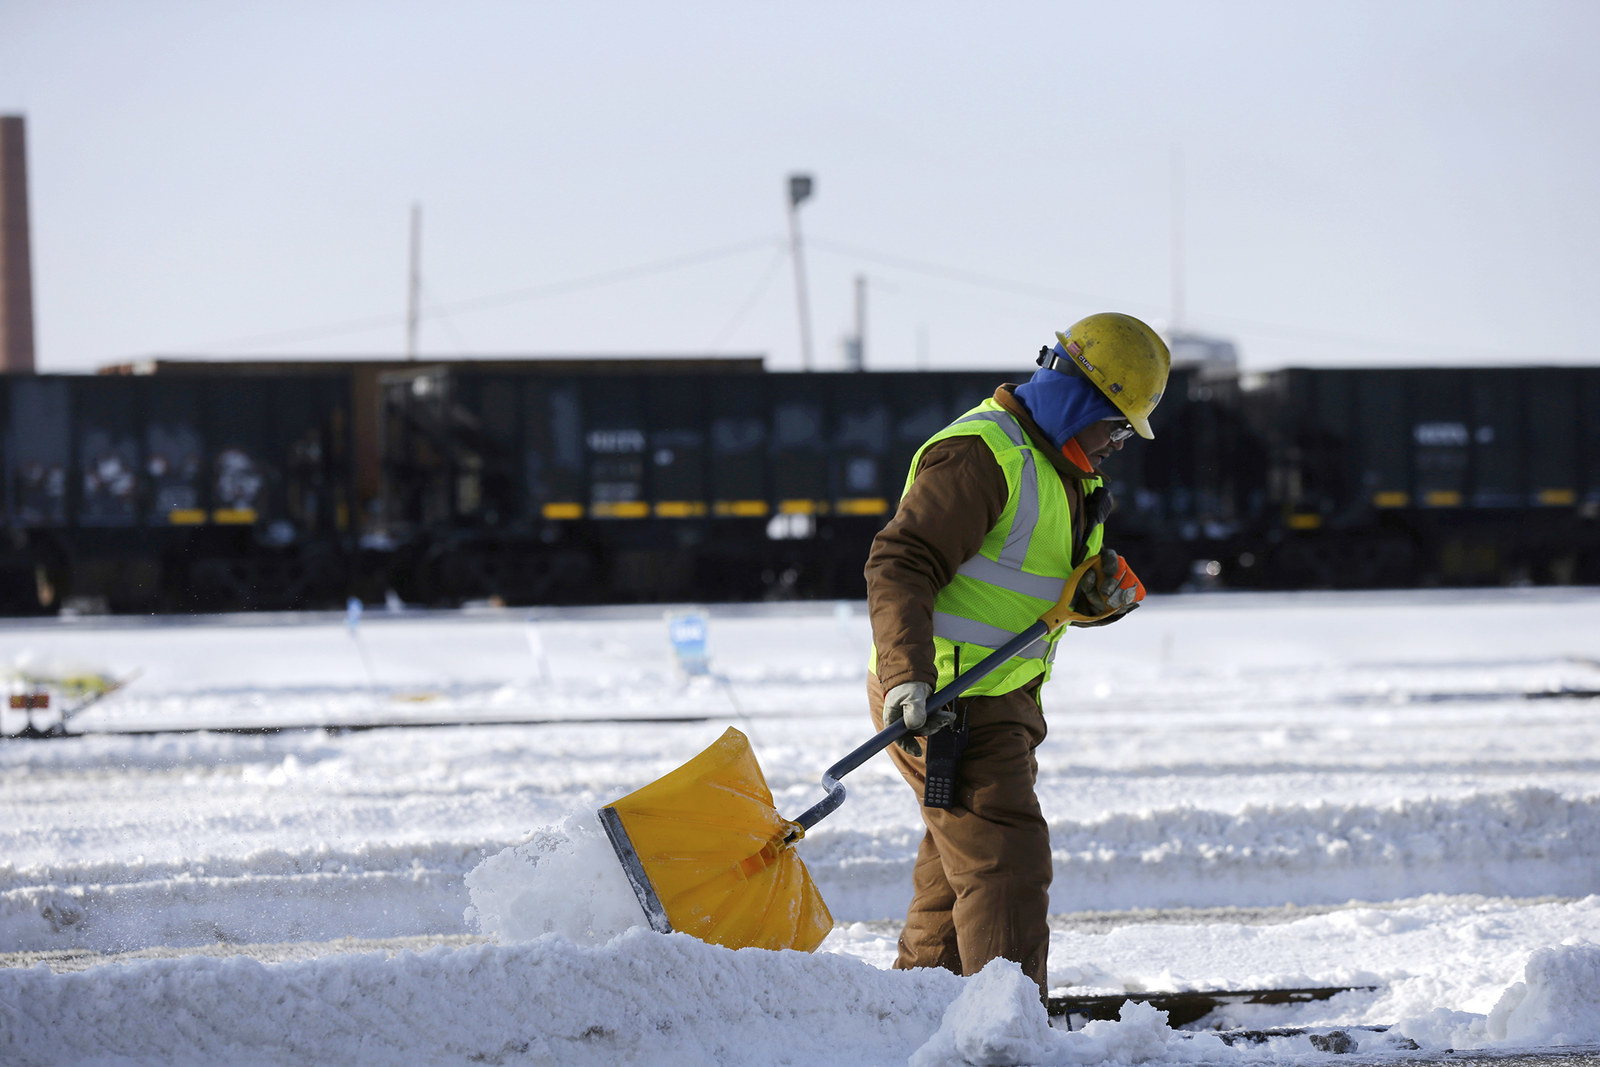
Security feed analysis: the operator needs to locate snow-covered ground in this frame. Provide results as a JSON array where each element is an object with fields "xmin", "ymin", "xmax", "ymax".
[{"xmin": 3, "ymin": 588, "xmax": 1599, "ymax": 1065}]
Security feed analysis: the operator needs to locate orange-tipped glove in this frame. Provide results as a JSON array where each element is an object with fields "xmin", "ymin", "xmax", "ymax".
[{"xmin": 1072, "ymin": 548, "xmax": 1145, "ymax": 626}]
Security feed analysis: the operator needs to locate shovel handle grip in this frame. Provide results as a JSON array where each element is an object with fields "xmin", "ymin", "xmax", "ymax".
[
  {"xmin": 790, "ymin": 618, "xmax": 1051, "ymax": 834},
  {"xmin": 790, "ymin": 559, "xmax": 1118, "ymax": 835}
]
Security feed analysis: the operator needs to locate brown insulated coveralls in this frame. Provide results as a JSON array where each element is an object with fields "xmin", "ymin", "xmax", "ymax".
[{"xmin": 865, "ymin": 385, "xmax": 1099, "ymax": 998}]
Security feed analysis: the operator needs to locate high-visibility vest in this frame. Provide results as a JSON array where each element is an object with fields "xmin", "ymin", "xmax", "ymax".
[{"xmin": 872, "ymin": 397, "xmax": 1104, "ymax": 697}]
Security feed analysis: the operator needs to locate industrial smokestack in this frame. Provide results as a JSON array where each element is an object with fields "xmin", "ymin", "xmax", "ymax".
[{"xmin": 0, "ymin": 115, "xmax": 37, "ymax": 373}]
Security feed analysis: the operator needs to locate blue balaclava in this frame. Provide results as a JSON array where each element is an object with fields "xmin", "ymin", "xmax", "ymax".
[{"xmin": 1013, "ymin": 347, "xmax": 1122, "ymax": 452}]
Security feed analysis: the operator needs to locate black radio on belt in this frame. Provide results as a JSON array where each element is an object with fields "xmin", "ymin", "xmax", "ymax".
[{"xmin": 922, "ymin": 701, "xmax": 970, "ymax": 810}]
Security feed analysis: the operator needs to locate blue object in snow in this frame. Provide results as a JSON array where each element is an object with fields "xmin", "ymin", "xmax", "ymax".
[{"xmin": 666, "ymin": 611, "xmax": 710, "ymax": 677}]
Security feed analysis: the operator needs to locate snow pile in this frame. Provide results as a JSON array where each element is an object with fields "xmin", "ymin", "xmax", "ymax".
[
  {"xmin": 911, "ymin": 959, "xmax": 1233, "ymax": 1066},
  {"xmin": 0, "ymin": 928, "xmax": 963, "ymax": 1067},
  {"xmin": 464, "ymin": 811, "xmax": 644, "ymax": 944},
  {"xmin": 1485, "ymin": 941, "xmax": 1600, "ymax": 1045},
  {"xmin": 11, "ymin": 929, "xmax": 1600, "ymax": 1066},
  {"xmin": 912, "ymin": 960, "xmax": 1059, "ymax": 1067},
  {"xmin": 1392, "ymin": 940, "xmax": 1600, "ymax": 1051}
]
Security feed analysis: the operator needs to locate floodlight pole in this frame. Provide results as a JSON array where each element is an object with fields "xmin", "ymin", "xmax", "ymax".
[{"xmin": 787, "ymin": 174, "xmax": 815, "ymax": 371}]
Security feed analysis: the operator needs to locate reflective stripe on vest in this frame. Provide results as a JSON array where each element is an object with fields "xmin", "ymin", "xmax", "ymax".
[
  {"xmin": 951, "ymin": 555, "xmax": 1067, "ymax": 602},
  {"xmin": 948, "ymin": 410, "xmax": 1067, "ymax": 604},
  {"xmin": 952, "ymin": 410, "xmax": 1038, "ymax": 570},
  {"xmin": 932, "ymin": 610, "xmax": 1051, "ymax": 659}
]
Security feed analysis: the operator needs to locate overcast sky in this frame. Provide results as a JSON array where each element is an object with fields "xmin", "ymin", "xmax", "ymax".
[{"xmin": 2, "ymin": 0, "xmax": 1597, "ymax": 374}]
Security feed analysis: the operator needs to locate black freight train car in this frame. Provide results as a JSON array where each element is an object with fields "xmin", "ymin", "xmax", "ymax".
[
  {"xmin": 1245, "ymin": 366, "xmax": 1600, "ymax": 588},
  {"xmin": 1092, "ymin": 364, "xmax": 1268, "ymax": 591},
  {"xmin": 375, "ymin": 364, "xmax": 994, "ymax": 604},
  {"xmin": 0, "ymin": 371, "xmax": 354, "ymax": 613},
  {"xmin": 4, "ymin": 359, "xmax": 1595, "ymax": 615},
  {"xmin": 369, "ymin": 362, "xmax": 1247, "ymax": 606}
]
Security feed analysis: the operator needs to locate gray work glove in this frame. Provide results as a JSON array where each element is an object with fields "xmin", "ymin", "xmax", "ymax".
[
  {"xmin": 883, "ymin": 680, "xmax": 954, "ymax": 757},
  {"xmin": 1071, "ymin": 547, "xmax": 1144, "ymax": 627}
]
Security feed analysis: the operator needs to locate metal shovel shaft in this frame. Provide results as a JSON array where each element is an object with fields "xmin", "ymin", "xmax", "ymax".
[{"xmin": 789, "ymin": 617, "xmax": 1050, "ymax": 834}]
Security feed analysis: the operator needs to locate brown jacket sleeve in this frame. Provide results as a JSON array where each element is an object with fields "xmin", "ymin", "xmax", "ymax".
[{"xmin": 865, "ymin": 436, "xmax": 1008, "ymax": 691}]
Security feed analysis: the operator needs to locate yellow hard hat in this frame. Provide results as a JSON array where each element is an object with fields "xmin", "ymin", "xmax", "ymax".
[{"xmin": 1041, "ymin": 313, "xmax": 1170, "ymax": 439}]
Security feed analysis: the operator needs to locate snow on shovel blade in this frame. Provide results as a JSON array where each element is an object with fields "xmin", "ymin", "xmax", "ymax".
[{"xmin": 599, "ymin": 727, "xmax": 833, "ymax": 953}]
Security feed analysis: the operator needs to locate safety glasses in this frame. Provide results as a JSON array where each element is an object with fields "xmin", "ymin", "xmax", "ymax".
[{"xmin": 1103, "ymin": 418, "xmax": 1136, "ymax": 443}]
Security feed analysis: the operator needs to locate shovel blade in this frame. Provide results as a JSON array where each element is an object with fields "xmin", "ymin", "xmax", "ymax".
[{"xmin": 600, "ymin": 727, "xmax": 833, "ymax": 952}]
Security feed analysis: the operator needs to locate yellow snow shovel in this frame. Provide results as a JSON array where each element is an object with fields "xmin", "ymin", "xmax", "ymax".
[{"xmin": 599, "ymin": 553, "xmax": 1120, "ymax": 953}]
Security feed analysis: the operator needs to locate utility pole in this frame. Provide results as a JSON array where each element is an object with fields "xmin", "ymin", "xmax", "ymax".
[
  {"xmin": 786, "ymin": 174, "xmax": 815, "ymax": 371},
  {"xmin": 844, "ymin": 273, "xmax": 866, "ymax": 371},
  {"xmin": 1170, "ymin": 145, "xmax": 1185, "ymax": 335},
  {"xmin": 406, "ymin": 203, "xmax": 422, "ymax": 360}
]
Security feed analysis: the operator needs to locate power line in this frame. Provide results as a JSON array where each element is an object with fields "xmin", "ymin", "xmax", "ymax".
[
  {"xmin": 806, "ymin": 235, "xmax": 1160, "ymax": 318},
  {"xmin": 419, "ymin": 283, "xmax": 474, "ymax": 355},
  {"xmin": 429, "ymin": 236, "xmax": 783, "ymax": 317},
  {"xmin": 1184, "ymin": 311, "xmax": 1579, "ymax": 365},
  {"xmin": 161, "ymin": 311, "xmax": 405, "ymax": 355},
  {"xmin": 160, "ymin": 236, "xmax": 784, "ymax": 355},
  {"xmin": 709, "ymin": 245, "xmax": 791, "ymax": 353},
  {"xmin": 810, "ymin": 235, "xmax": 1582, "ymax": 365},
  {"xmin": 147, "ymin": 230, "xmax": 1583, "ymax": 365}
]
